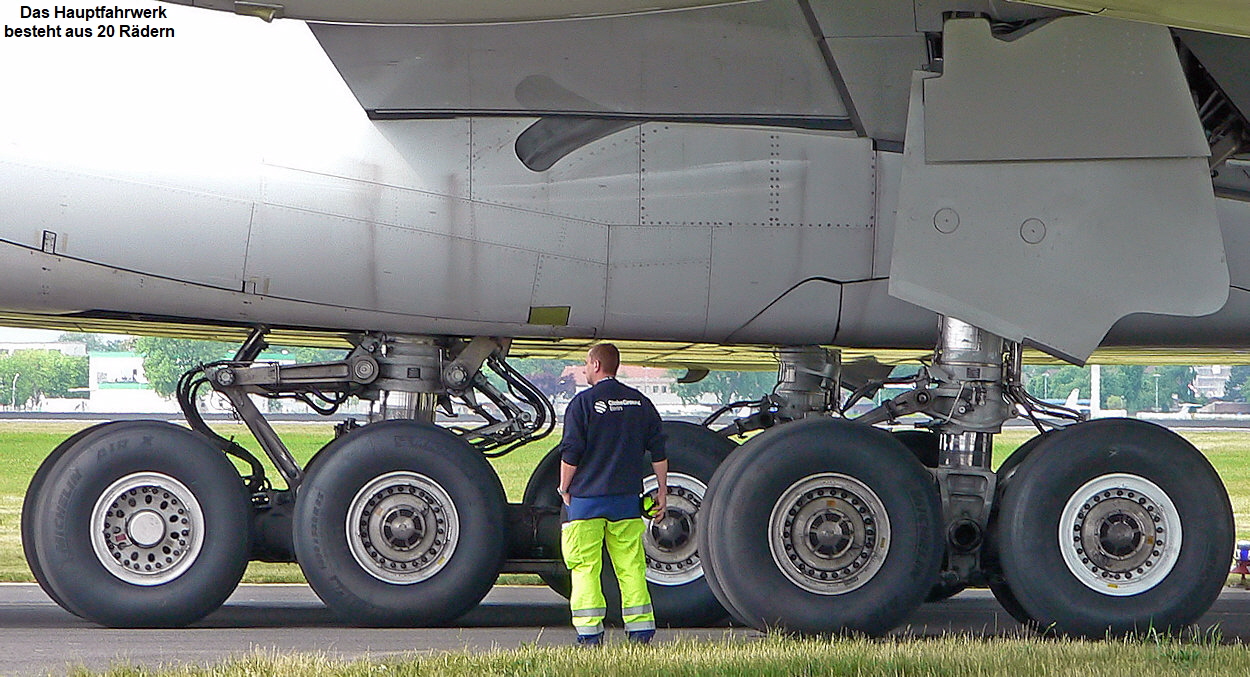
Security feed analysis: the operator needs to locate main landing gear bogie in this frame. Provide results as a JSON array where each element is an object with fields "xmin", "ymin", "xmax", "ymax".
[
  {"xmin": 699, "ymin": 418, "xmax": 944, "ymax": 636},
  {"xmin": 24, "ymin": 421, "xmax": 252, "ymax": 628}
]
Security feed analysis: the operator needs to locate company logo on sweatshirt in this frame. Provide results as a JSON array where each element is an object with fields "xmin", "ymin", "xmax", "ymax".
[{"xmin": 594, "ymin": 398, "xmax": 641, "ymax": 414}]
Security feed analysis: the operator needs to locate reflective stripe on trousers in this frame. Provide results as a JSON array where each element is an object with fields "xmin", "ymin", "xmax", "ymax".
[{"xmin": 561, "ymin": 517, "xmax": 655, "ymax": 635}]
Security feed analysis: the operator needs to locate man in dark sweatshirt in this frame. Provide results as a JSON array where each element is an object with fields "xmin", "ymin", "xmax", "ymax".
[{"xmin": 557, "ymin": 343, "xmax": 668, "ymax": 646}]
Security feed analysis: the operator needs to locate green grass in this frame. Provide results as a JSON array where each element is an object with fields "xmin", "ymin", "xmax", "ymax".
[
  {"xmin": 3, "ymin": 422, "xmax": 1250, "ymax": 584},
  {"xmin": 66, "ymin": 633, "xmax": 1250, "ymax": 677}
]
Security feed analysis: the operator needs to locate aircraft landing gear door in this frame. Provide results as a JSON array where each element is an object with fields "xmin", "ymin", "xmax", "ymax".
[{"xmin": 891, "ymin": 16, "xmax": 1227, "ymax": 364}]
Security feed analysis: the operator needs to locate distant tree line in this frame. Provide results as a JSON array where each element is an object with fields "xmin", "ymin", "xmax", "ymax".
[
  {"xmin": 7, "ymin": 333, "xmax": 1250, "ymax": 416},
  {"xmin": 1022, "ymin": 364, "xmax": 1202, "ymax": 413}
]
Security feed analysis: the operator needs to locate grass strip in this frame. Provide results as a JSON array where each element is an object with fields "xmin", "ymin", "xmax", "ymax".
[{"xmin": 66, "ymin": 633, "xmax": 1250, "ymax": 677}]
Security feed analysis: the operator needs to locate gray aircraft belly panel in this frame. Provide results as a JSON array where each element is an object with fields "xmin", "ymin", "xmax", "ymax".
[
  {"xmin": 469, "ymin": 119, "xmax": 641, "ymax": 229},
  {"xmin": 0, "ymin": 161, "xmax": 251, "ymax": 292},
  {"xmin": 706, "ymin": 222, "xmax": 875, "ymax": 338},
  {"xmin": 260, "ymin": 164, "xmax": 608, "ymax": 265},
  {"xmin": 725, "ymin": 279, "xmax": 842, "ymax": 344},
  {"xmin": 605, "ymin": 225, "xmax": 711, "ymax": 339},
  {"xmin": 531, "ymin": 255, "xmax": 609, "ymax": 329},
  {"xmin": 245, "ymin": 203, "xmax": 538, "ymax": 324},
  {"xmin": 260, "ymin": 166, "xmax": 463, "ymax": 240},
  {"xmin": 836, "ymin": 279, "xmax": 937, "ymax": 349}
]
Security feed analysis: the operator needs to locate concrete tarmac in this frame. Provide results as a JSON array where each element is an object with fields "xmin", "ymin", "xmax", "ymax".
[{"xmin": 5, "ymin": 583, "xmax": 1250, "ymax": 675}]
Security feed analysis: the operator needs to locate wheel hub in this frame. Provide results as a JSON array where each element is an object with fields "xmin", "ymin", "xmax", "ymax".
[
  {"xmin": 769, "ymin": 473, "xmax": 890, "ymax": 595},
  {"xmin": 808, "ymin": 511, "xmax": 855, "ymax": 558},
  {"xmin": 90, "ymin": 472, "xmax": 204, "ymax": 586},
  {"xmin": 642, "ymin": 473, "xmax": 706, "ymax": 586},
  {"xmin": 347, "ymin": 472, "xmax": 459, "ymax": 585},
  {"xmin": 1059, "ymin": 473, "xmax": 1180, "ymax": 596},
  {"xmin": 381, "ymin": 506, "xmax": 425, "ymax": 549},
  {"xmin": 650, "ymin": 510, "xmax": 692, "ymax": 550},
  {"xmin": 126, "ymin": 510, "xmax": 167, "ymax": 547}
]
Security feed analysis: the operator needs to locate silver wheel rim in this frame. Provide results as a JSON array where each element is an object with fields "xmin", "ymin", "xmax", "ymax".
[
  {"xmin": 1058, "ymin": 473, "xmax": 1182, "ymax": 597},
  {"xmin": 90, "ymin": 472, "xmax": 205, "ymax": 586},
  {"xmin": 768, "ymin": 473, "xmax": 891, "ymax": 595},
  {"xmin": 642, "ymin": 472, "xmax": 705, "ymax": 586},
  {"xmin": 347, "ymin": 471, "xmax": 459, "ymax": 585}
]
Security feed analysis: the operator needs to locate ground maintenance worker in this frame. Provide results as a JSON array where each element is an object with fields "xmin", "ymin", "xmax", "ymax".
[{"xmin": 557, "ymin": 343, "xmax": 668, "ymax": 646}]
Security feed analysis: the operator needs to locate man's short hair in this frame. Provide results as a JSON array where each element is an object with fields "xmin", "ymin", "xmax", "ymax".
[{"xmin": 588, "ymin": 343, "xmax": 620, "ymax": 375}]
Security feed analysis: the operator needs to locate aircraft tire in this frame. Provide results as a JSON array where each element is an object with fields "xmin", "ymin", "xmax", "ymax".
[
  {"xmin": 523, "ymin": 421, "xmax": 736, "ymax": 627},
  {"xmin": 890, "ymin": 430, "xmax": 966, "ymax": 603},
  {"xmin": 700, "ymin": 418, "xmax": 943, "ymax": 635},
  {"xmin": 981, "ymin": 427, "xmax": 1065, "ymax": 626},
  {"xmin": 293, "ymin": 420, "xmax": 506, "ymax": 626},
  {"xmin": 995, "ymin": 419, "xmax": 1232, "ymax": 637},
  {"xmin": 22, "ymin": 422, "xmax": 121, "ymax": 617},
  {"xmin": 31, "ymin": 421, "xmax": 251, "ymax": 627}
]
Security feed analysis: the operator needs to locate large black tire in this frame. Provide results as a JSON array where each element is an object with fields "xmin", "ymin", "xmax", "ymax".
[
  {"xmin": 982, "ymin": 428, "xmax": 1063, "ymax": 626},
  {"xmin": 293, "ymin": 420, "xmax": 506, "ymax": 626},
  {"xmin": 996, "ymin": 419, "xmax": 1232, "ymax": 637},
  {"xmin": 22, "ymin": 422, "xmax": 120, "ymax": 617},
  {"xmin": 891, "ymin": 430, "xmax": 964, "ymax": 603},
  {"xmin": 523, "ymin": 421, "xmax": 736, "ymax": 626},
  {"xmin": 30, "ymin": 421, "xmax": 252, "ymax": 627},
  {"xmin": 700, "ymin": 418, "xmax": 944, "ymax": 635}
]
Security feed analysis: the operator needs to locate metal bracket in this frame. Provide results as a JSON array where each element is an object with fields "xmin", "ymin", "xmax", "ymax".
[
  {"xmin": 933, "ymin": 467, "xmax": 996, "ymax": 584},
  {"xmin": 442, "ymin": 337, "xmax": 502, "ymax": 391}
]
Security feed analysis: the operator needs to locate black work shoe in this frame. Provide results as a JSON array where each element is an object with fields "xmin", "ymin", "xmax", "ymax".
[
  {"xmin": 576, "ymin": 633, "xmax": 603, "ymax": 647},
  {"xmin": 627, "ymin": 630, "xmax": 654, "ymax": 645}
]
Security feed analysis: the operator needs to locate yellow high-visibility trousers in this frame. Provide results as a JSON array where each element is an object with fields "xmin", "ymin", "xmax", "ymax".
[{"xmin": 561, "ymin": 517, "xmax": 656, "ymax": 636}]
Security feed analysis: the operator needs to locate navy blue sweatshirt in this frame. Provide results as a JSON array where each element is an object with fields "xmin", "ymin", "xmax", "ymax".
[{"xmin": 560, "ymin": 377, "xmax": 667, "ymax": 498}]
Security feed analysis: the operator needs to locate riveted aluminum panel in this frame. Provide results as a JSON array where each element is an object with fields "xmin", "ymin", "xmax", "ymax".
[
  {"xmin": 605, "ymin": 226, "xmax": 711, "ymax": 339},
  {"xmin": 308, "ymin": 0, "xmax": 845, "ymax": 119},
  {"xmin": 640, "ymin": 125, "xmax": 875, "ymax": 227},
  {"xmin": 531, "ymin": 255, "xmax": 609, "ymax": 330},
  {"xmin": 0, "ymin": 161, "xmax": 251, "ymax": 292},
  {"xmin": 470, "ymin": 118, "xmax": 641, "ymax": 231},
  {"xmin": 924, "ymin": 17, "xmax": 1210, "ymax": 163},
  {"xmin": 245, "ymin": 204, "xmax": 538, "ymax": 324}
]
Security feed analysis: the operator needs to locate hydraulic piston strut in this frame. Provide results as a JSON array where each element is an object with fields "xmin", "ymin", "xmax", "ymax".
[{"xmin": 930, "ymin": 317, "xmax": 1011, "ymax": 579}]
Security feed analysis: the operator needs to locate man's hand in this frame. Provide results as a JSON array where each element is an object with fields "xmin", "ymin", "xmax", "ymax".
[{"xmin": 651, "ymin": 488, "xmax": 667, "ymax": 523}]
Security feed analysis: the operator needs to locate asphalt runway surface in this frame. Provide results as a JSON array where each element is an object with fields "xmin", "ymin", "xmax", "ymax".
[{"xmin": 6, "ymin": 583, "xmax": 1250, "ymax": 675}]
